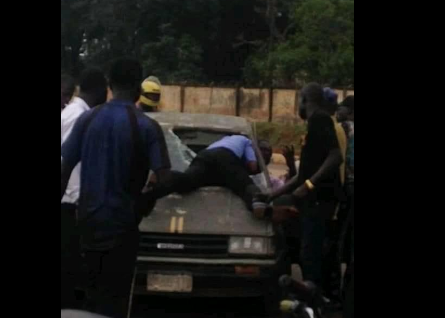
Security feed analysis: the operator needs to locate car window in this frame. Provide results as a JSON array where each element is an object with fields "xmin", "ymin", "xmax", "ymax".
[{"xmin": 163, "ymin": 128, "xmax": 197, "ymax": 172}]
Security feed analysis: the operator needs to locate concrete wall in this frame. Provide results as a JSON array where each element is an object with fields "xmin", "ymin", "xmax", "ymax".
[
  {"xmin": 159, "ymin": 86, "xmax": 181, "ymax": 112},
  {"xmin": 183, "ymin": 87, "xmax": 237, "ymax": 116},
  {"xmin": 239, "ymin": 88, "xmax": 270, "ymax": 122},
  {"xmin": 272, "ymin": 89, "xmax": 300, "ymax": 124},
  {"xmin": 106, "ymin": 85, "xmax": 354, "ymax": 122}
]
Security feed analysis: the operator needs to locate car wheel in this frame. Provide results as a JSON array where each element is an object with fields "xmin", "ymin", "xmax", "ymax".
[
  {"xmin": 262, "ymin": 273, "xmax": 285, "ymax": 317},
  {"xmin": 263, "ymin": 288, "xmax": 281, "ymax": 317}
]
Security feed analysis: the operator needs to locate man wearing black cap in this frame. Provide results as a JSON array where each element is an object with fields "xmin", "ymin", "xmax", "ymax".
[{"xmin": 268, "ymin": 83, "xmax": 344, "ymax": 288}]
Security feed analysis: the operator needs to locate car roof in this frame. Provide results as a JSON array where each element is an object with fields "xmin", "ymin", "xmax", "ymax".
[{"xmin": 147, "ymin": 112, "xmax": 252, "ymax": 135}]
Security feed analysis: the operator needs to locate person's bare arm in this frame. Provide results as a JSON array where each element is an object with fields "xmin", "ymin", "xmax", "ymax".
[
  {"xmin": 268, "ymin": 174, "xmax": 299, "ymax": 201},
  {"xmin": 309, "ymin": 148, "xmax": 343, "ymax": 185},
  {"xmin": 293, "ymin": 148, "xmax": 343, "ymax": 198},
  {"xmin": 142, "ymin": 168, "xmax": 173, "ymax": 193},
  {"xmin": 293, "ymin": 113, "xmax": 343, "ymax": 199},
  {"xmin": 246, "ymin": 161, "xmax": 259, "ymax": 175},
  {"xmin": 144, "ymin": 118, "xmax": 173, "ymax": 191},
  {"xmin": 283, "ymin": 145, "xmax": 297, "ymax": 179}
]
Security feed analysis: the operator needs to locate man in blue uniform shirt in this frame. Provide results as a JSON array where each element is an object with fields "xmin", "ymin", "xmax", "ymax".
[{"xmin": 148, "ymin": 134, "xmax": 298, "ymax": 222}]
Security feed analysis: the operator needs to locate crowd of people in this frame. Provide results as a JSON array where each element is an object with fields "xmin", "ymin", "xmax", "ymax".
[{"xmin": 61, "ymin": 58, "xmax": 354, "ymax": 318}]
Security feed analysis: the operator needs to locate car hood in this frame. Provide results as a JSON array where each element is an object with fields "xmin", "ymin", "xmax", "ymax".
[{"xmin": 139, "ymin": 186, "xmax": 273, "ymax": 237}]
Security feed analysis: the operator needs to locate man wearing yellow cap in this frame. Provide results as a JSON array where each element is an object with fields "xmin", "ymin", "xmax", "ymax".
[{"xmin": 138, "ymin": 76, "xmax": 161, "ymax": 112}]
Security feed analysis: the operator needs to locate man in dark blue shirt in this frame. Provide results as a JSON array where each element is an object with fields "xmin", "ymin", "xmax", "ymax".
[{"xmin": 61, "ymin": 58, "xmax": 170, "ymax": 318}]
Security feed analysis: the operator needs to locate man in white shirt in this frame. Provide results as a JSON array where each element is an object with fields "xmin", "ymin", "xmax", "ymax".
[
  {"xmin": 61, "ymin": 67, "xmax": 107, "ymax": 309},
  {"xmin": 61, "ymin": 74, "xmax": 75, "ymax": 112}
]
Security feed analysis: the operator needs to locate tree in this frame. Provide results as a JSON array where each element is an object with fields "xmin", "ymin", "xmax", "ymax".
[
  {"xmin": 61, "ymin": 0, "xmax": 354, "ymax": 87},
  {"xmin": 244, "ymin": 0, "xmax": 354, "ymax": 88},
  {"xmin": 61, "ymin": 0, "xmax": 90, "ymax": 76},
  {"xmin": 140, "ymin": 25, "xmax": 206, "ymax": 82}
]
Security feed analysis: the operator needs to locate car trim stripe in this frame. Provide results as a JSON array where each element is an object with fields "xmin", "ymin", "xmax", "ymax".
[{"xmin": 137, "ymin": 256, "xmax": 277, "ymax": 266}]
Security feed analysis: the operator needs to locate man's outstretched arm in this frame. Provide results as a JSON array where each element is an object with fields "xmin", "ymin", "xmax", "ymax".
[
  {"xmin": 283, "ymin": 145, "xmax": 298, "ymax": 180},
  {"xmin": 293, "ymin": 113, "xmax": 343, "ymax": 199},
  {"xmin": 308, "ymin": 148, "xmax": 343, "ymax": 186},
  {"xmin": 268, "ymin": 174, "xmax": 299, "ymax": 201}
]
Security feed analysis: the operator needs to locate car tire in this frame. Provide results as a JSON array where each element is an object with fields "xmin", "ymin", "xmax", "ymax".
[
  {"xmin": 263, "ymin": 286, "xmax": 281, "ymax": 317},
  {"xmin": 262, "ymin": 248, "xmax": 293, "ymax": 315},
  {"xmin": 263, "ymin": 267, "xmax": 288, "ymax": 317}
]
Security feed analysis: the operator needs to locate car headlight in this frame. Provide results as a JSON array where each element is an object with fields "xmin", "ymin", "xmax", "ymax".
[{"xmin": 229, "ymin": 237, "xmax": 275, "ymax": 256}]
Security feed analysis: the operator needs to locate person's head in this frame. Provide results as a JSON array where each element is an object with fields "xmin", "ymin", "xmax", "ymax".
[
  {"xmin": 323, "ymin": 87, "xmax": 339, "ymax": 116},
  {"xmin": 139, "ymin": 78, "xmax": 161, "ymax": 112},
  {"xmin": 108, "ymin": 58, "xmax": 143, "ymax": 103},
  {"xmin": 337, "ymin": 96, "xmax": 354, "ymax": 122},
  {"xmin": 258, "ymin": 140, "xmax": 273, "ymax": 165},
  {"xmin": 61, "ymin": 73, "xmax": 75, "ymax": 109},
  {"xmin": 78, "ymin": 67, "xmax": 108, "ymax": 108},
  {"xmin": 299, "ymin": 83, "xmax": 325, "ymax": 120}
]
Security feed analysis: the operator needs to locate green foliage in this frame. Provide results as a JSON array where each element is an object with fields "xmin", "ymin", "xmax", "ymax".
[
  {"xmin": 141, "ymin": 26, "xmax": 206, "ymax": 82},
  {"xmin": 61, "ymin": 0, "xmax": 354, "ymax": 87},
  {"xmin": 256, "ymin": 122, "xmax": 307, "ymax": 154},
  {"xmin": 244, "ymin": 0, "xmax": 354, "ymax": 87}
]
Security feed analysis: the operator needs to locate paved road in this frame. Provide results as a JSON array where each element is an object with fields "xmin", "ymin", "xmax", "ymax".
[
  {"xmin": 129, "ymin": 266, "xmax": 343, "ymax": 318},
  {"xmin": 130, "ymin": 295, "xmax": 343, "ymax": 318},
  {"xmin": 130, "ymin": 295, "xmax": 277, "ymax": 318}
]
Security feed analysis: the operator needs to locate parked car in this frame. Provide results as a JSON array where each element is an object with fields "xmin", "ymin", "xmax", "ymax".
[{"xmin": 134, "ymin": 112, "xmax": 290, "ymax": 312}]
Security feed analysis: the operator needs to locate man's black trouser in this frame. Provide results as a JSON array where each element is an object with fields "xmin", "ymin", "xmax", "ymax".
[
  {"xmin": 321, "ymin": 183, "xmax": 354, "ymax": 302},
  {"xmin": 83, "ymin": 231, "xmax": 139, "ymax": 318},
  {"xmin": 340, "ymin": 184, "xmax": 354, "ymax": 302},
  {"xmin": 300, "ymin": 200, "xmax": 337, "ymax": 286},
  {"xmin": 61, "ymin": 203, "xmax": 80, "ymax": 309},
  {"xmin": 340, "ymin": 183, "xmax": 354, "ymax": 265},
  {"xmin": 322, "ymin": 210, "xmax": 345, "ymax": 301},
  {"xmin": 151, "ymin": 148, "xmax": 261, "ymax": 210},
  {"xmin": 273, "ymin": 195, "xmax": 335, "ymax": 286},
  {"xmin": 343, "ymin": 261, "xmax": 354, "ymax": 318}
]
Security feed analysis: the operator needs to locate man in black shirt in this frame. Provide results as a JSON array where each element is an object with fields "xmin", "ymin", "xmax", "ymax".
[{"xmin": 268, "ymin": 83, "xmax": 343, "ymax": 286}]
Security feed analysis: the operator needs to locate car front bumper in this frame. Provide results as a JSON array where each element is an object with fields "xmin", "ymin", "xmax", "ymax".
[{"xmin": 134, "ymin": 254, "xmax": 286, "ymax": 297}]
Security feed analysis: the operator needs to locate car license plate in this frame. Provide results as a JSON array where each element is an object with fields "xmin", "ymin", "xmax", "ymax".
[{"xmin": 147, "ymin": 273, "xmax": 193, "ymax": 293}]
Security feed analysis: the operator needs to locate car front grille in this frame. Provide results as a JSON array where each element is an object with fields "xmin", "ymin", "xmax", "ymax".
[{"xmin": 139, "ymin": 233, "xmax": 229, "ymax": 258}]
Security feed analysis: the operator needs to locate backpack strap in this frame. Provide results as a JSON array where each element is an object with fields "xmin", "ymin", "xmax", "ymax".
[{"xmin": 125, "ymin": 105, "xmax": 148, "ymax": 197}]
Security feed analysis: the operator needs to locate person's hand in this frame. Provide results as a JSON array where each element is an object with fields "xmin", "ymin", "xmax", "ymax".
[
  {"xmin": 135, "ymin": 193, "xmax": 157, "ymax": 223},
  {"xmin": 293, "ymin": 184, "xmax": 309, "ymax": 200},
  {"xmin": 282, "ymin": 145, "xmax": 295, "ymax": 167},
  {"xmin": 271, "ymin": 206, "xmax": 299, "ymax": 223},
  {"xmin": 262, "ymin": 189, "xmax": 276, "ymax": 203}
]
